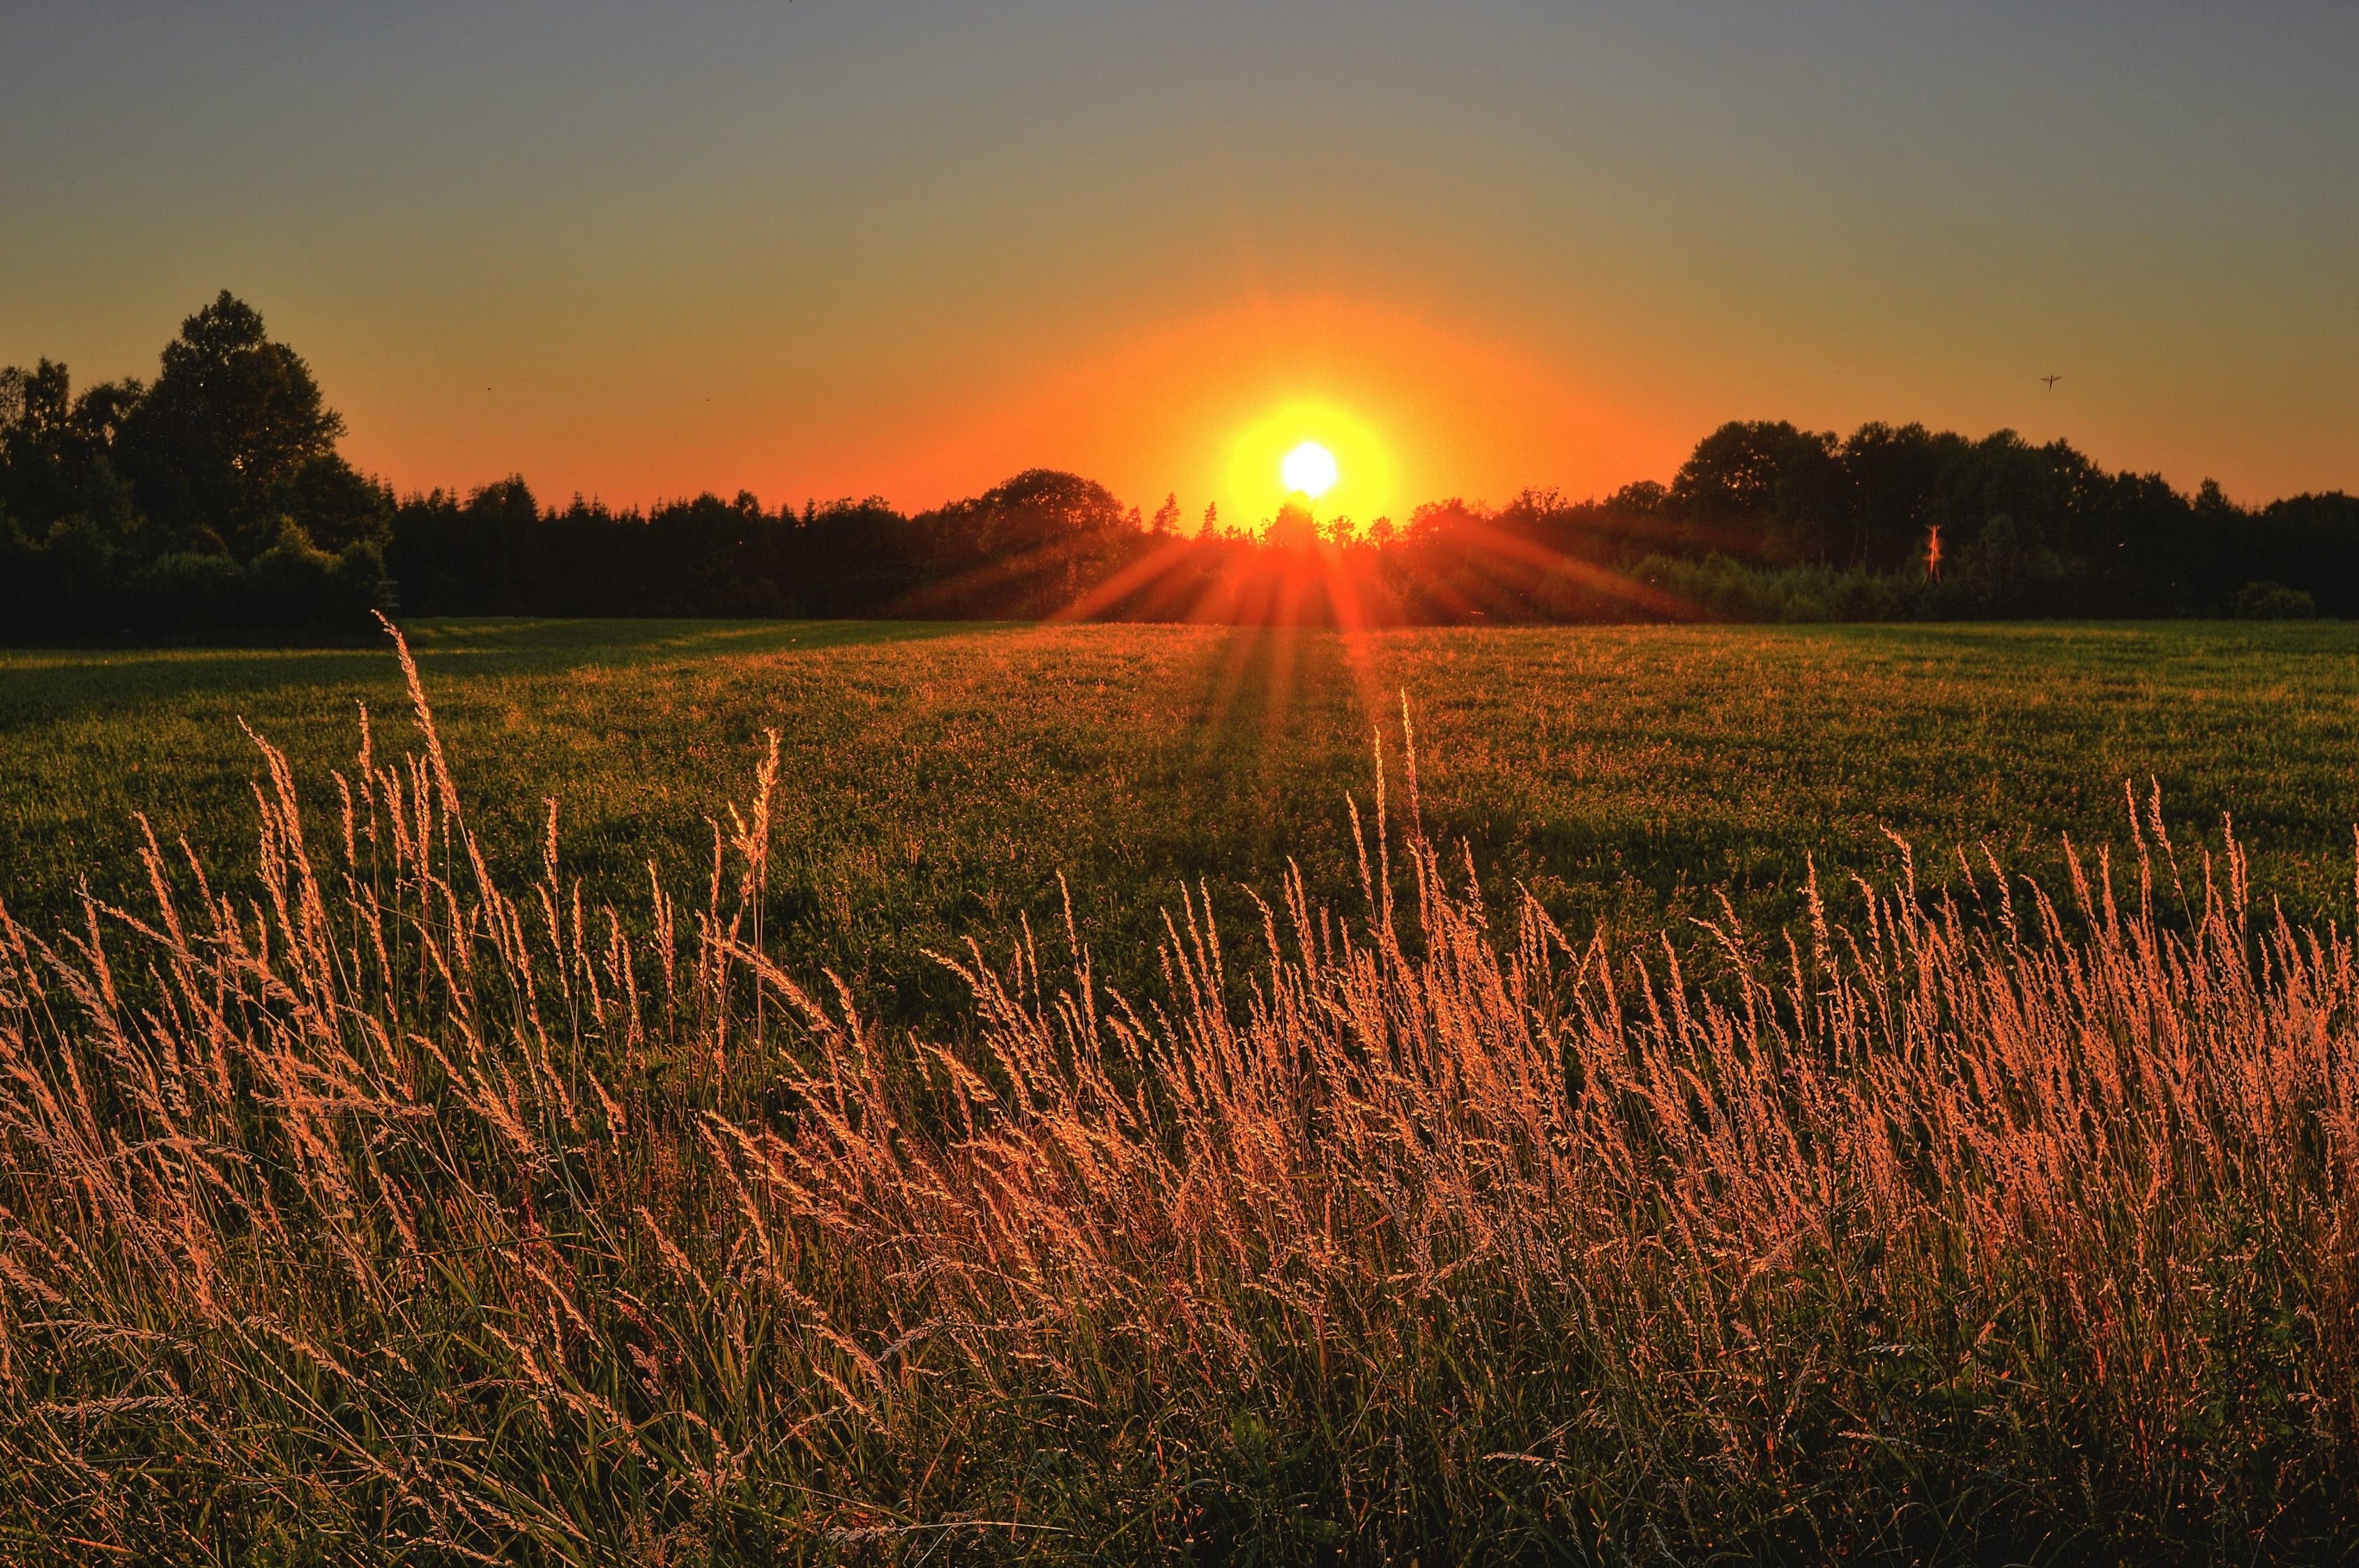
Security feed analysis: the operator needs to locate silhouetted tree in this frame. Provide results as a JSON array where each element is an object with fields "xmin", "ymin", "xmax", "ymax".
[
  {"xmin": 9, "ymin": 291, "xmax": 2359, "ymax": 639},
  {"xmin": 1671, "ymin": 420, "xmax": 1847, "ymax": 564},
  {"xmin": 909, "ymin": 469, "xmax": 1145, "ymax": 616},
  {"xmin": 289, "ymin": 454, "xmax": 395, "ymax": 553},
  {"xmin": 0, "ymin": 360, "xmax": 146, "ymax": 544},
  {"xmin": 1265, "ymin": 498, "xmax": 1317, "ymax": 550},
  {"xmin": 1839, "ymin": 422, "xmax": 1956, "ymax": 571},
  {"xmin": 118, "ymin": 291, "xmax": 345, "ymax": 560}
]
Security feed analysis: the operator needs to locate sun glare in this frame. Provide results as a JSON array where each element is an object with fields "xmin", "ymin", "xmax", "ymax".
[
  {"xmin": 1281, "ymin": 440, "xmax": 1340, "ymax": 500},
  {"xmin": 1225, "ymin": 403, "xmax": 1391, "ymax": 531}
]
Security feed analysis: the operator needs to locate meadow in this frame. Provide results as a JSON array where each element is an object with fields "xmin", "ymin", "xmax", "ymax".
[
  {"xmin": 5, "ymin": 617, "xmax": 2359, "ymax": 1562},
  {"xmin": 9, "ymin": 617, "xmax": 2359, "ymax": 1035}
]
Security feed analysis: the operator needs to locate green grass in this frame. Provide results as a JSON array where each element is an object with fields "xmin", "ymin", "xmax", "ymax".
[
  {"xmin": 8, "ymin": 617, "xmax": 2359, "ymax": 1029},
  {"xmin": 9, "ymin": 617, "xmax": 2359, "ymax": 1561}
]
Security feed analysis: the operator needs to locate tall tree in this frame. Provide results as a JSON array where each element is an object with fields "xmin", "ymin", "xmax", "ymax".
[
  {"xmin": 0, "ymin": 360, "xmax": 148, "ymax": 548},
  {"xmin": 119, "ymin": 291, "xmax": 345, "ymax": 559},
  {"xmin": 1671, "ymin": 421, "xmax": 1847, "ymax": 564}
]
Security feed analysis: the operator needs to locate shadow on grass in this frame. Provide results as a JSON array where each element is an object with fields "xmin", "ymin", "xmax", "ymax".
[{"xmin": 0, "ymin": 617, "xmax": 1000, "ymax": 725}]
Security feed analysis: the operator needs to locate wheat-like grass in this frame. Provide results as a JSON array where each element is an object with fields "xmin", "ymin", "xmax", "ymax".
[{"xmin": 0, "ymin": 627, "xmax": 2353, "ymax": 1562}]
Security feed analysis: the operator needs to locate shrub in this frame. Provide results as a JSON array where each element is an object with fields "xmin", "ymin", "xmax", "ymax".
[
  {"xmin": 2233, "ymin": 580, "xmax": 2317, "ymax": 620},
  {"xmin": 245, "ymin": 517, "xmax": 385, "ymax": 631},
  {"xmin": 125, "ymin": 549, "xmax": 245, "ymax": 634}
]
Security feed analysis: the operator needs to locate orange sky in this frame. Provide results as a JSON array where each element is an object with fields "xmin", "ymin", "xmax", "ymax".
[
  {"xmin": 5, "ymin": 3, "xmax": 2356, "ymax": 519},
  {"xmin": 507, "ymin": 295, "xmax": 1688, "ymax": 528}
]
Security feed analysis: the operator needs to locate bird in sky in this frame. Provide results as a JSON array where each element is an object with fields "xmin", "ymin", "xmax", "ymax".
[{"xmin": 2040, "ymin": 374, "xmax": 2063, "ymax": 390}]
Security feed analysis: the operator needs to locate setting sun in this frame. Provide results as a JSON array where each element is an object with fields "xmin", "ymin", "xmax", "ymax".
[
  {"xmin": 1225, "ymin": 402, "xmax": 1394, "ymax": 529},
  {"xmin": 1281, "ymin": 440, "xmax": 1340, "ymax": 500}
]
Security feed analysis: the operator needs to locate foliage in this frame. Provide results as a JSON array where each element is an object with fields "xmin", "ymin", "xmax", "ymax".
[
  {"xmin": 2234, "ymin": 581, "xmax": 2317, "ymax": 620},
  {"xmin": 10, "ymin": 298, "xmax": 2359, "ymax": 643},
  {"xmin": 115, "ymin": 289, "xmax": 351, "ymax": 559},
  {"xmin": 901, "ymin": 468, "xmax": 1143, "ymax": 617},
  {"xmin": 1, "ymin": 294, "xmax": 389, "ymax": 642}
]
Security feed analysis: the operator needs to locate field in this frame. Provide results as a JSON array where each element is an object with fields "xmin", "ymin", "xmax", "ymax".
[
  {"xmin": 6, "ymin": 617, "xmax": 2359, "ymax": 1562},
  {"xmin": 10, "ymin": 617, "xmax": 2359, "ymax": 1032}
]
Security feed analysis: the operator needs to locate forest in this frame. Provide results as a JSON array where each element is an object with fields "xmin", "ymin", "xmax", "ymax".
[{"xmin": 6, "ymin": 291, "xmax": 2356, "ymax": 640}]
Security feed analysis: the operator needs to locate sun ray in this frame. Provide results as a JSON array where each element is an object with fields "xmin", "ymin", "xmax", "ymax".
[
  {"xmin": 1453, "ymin": 520, "xmax": 1701, "ymax": 620},
  {"xmin": 1047, "ymin": 535, "xmax": 1203, "ymax": 623},
  {"xmin": 1313, "ymin": 539, "xmax": 1396, "ymax": 732}
]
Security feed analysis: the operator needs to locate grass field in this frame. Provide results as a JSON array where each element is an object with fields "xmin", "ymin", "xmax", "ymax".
[
  {"xmin": 7, "ymin": 617, "xmax": 2359, "ymax": 1029},
  {"xmin": 8, "ymin": 617, "xmax": 2359, "ymax": 1562}
]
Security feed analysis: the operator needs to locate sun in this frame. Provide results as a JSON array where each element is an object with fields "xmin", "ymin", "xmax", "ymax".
[
  {"xmin": 1226, "ymin": 404, "xmax": 1391, "ymax": 529},
  {"xmin": 1281, "ymin": 440, "xmax": 1340, "ymax": 499}
]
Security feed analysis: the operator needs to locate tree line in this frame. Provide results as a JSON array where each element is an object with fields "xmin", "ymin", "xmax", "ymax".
[{"xmin": 6, "ymin": 292, "xmax": 2354, "ymax": 642}]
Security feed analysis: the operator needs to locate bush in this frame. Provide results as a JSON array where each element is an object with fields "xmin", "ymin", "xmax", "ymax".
[
  {"xmin": 246, "ymin": 517, "xmax": 385, "ymax": 631},
  {"xmin": 126, "ymin": 550, "xmax": 244, "ymax": 635},
  {"xmin": 2233, "ymin": 580, "xmax": 2316, "ymax": 620}
]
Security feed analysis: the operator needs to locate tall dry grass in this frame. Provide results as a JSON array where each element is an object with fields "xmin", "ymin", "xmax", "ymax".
[{"xmin": 1, "ymin": 627, "xmax": 2356, "ymax": 1563}]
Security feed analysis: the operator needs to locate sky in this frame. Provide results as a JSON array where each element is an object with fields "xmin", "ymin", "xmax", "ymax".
[{"xmin": 3, "ymin": 1, "xmax": 2356, "ymax": 523}]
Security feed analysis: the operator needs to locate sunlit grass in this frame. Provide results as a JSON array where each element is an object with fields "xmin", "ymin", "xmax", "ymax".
[
  {"xmin": 1, "ymin": 625, "xmax": 2357, "ymax": 1559},
  {"xmin": 8, "ymin": 617, "xmax": 2359, "ymax": 1041}
]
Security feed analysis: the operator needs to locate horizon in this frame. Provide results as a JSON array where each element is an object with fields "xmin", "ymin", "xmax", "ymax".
[
  {"xmin": 16, "ymin": 10, "xmax": 2359, "ymax": 1553},
  {"xmin": 7, "ymin": 3, "xmax": 2356, "ymax": 519},
  {"xmin": 362, "ymin": 412, "xmax": 2353, "ymax": 525}
]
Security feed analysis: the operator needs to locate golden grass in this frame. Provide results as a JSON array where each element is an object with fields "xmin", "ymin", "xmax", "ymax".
[{"xmin": 1, "ymin": 624, "xmax": 2355, "ymax": 1562}]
